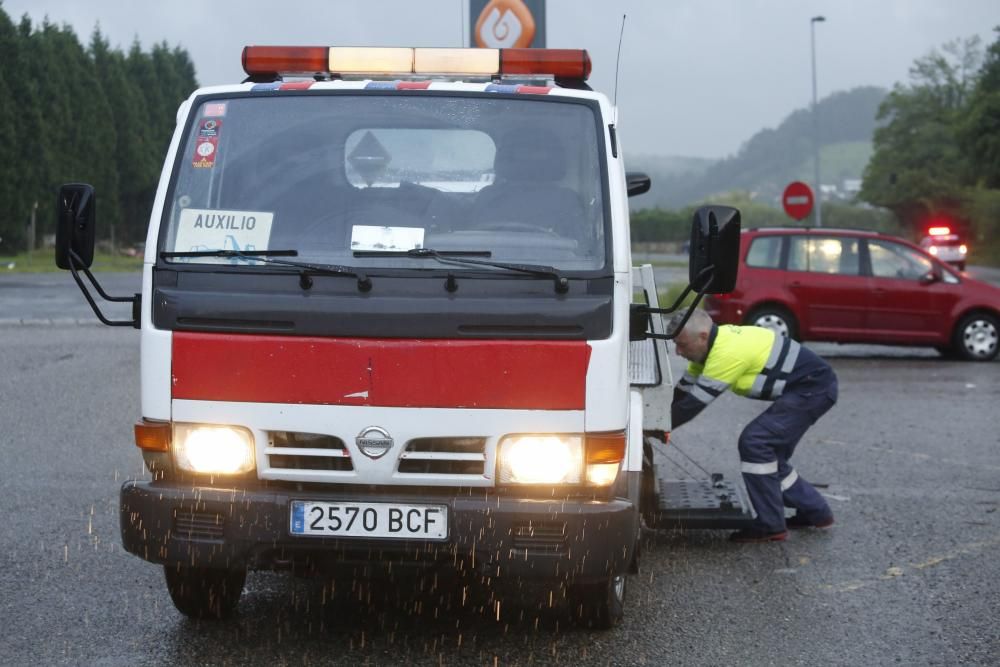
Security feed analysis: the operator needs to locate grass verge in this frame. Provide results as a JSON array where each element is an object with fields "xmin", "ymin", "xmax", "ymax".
[{"xmin": 0, "ymin": 251, "xmax": 142, "ymax": 273}]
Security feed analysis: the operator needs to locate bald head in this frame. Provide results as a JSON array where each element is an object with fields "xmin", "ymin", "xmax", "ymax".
[{"xmin": 669, "ymin": 308, "xmax": 715, "ymax": 363}]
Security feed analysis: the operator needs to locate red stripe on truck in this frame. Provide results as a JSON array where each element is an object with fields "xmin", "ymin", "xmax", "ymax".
[{"xmin": 172, "ymin": 332, "xmax": 590, "ymax": 409}]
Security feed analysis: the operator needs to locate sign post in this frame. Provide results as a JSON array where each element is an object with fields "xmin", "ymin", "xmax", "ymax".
[{"xmin": 782, "ymin": 181, "xmax": 814, "ymax": 222}]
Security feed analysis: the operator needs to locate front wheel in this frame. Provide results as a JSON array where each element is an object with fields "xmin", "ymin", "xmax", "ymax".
[
  {"xmin": 746, "ymin": 306, "xmax": 799, "ymax": 341},
  {"xmin": 952, "ymin": 312, "xmax": 1000, "ymax": 361},
  {"xmin": 164, "ymin": 565, "xmax": 247, "ymax": 619},
  {"xmin": 569, "ymin": 574, "xmax": 627, "ymax": 629}
]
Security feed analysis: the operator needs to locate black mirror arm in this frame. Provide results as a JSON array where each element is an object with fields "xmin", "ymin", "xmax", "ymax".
[
  {"xmin": 66, "ymin": 249, "xmax": 139, "ymax": 327},
  {"xmin": 634, "ymin": 265, "xmax": 715, "ymax": 341}
]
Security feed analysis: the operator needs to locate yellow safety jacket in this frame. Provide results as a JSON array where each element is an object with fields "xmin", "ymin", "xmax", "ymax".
[{"xmin": 671, "ymin": 324, "xmax": 817, "ymax": 428}]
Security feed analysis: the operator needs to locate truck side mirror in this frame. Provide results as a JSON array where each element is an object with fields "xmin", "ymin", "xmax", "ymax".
[
  {"xmin": 626, "ymin": 172, "xmax": 651, "ymax": 197},
  {"xmin": 55, "ymin": 183, "xmax": 97, "ymax": 270},
  {"xmin": 688, "ymin": 205, "xmax": 741, "ymax": 294}
]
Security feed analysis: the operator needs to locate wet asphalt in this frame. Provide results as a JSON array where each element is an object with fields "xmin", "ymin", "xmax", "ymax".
[{"xmin": 1, "ymin": 274, "xmax": 999, "ymax": 666}]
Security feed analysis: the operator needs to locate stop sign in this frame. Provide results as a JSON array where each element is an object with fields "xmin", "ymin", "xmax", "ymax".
[{"xmin": 782, "ymin": 181, "xmax": 814, "ymax": 221}]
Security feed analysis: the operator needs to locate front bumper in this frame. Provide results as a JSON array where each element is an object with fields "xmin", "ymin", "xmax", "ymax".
[{"xmin": 120, "ymin": 478, "xmax": 639, "ymax": 582}]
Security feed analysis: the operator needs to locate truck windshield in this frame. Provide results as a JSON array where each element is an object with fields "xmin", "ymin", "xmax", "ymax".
[{"xmin": 161, "ymin": 93, "xmax": 608, "ymax": 272}]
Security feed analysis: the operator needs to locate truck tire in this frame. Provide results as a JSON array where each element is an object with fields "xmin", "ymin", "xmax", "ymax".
[
  {"xmin": 952, "ymin": 312, "xmax": 999, "ymax": 361},
  {"xmin": 569, "ymin": 574, "xmax": 627, "ymax": 629},
  {"xmin": 746, "ymin": 305, "xmax": 799, "ymax": 341},
  {"xmin": 164, "ymin": 565, "xmax": 246, "ymax": 619}
]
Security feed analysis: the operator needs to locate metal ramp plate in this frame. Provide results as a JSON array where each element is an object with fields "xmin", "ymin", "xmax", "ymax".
[
  {"xmin": 629, "ymin": 339, "xmax": 661, "ymax": 386},
  {"xmin": 651, "ymin": 475, "xmax": 755, "ymax": 530}
]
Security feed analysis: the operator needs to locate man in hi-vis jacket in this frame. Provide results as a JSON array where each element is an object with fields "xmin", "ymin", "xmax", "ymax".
[{"xmin": 669, "ymin": 308, "xmax": 837, "ymax": 543}]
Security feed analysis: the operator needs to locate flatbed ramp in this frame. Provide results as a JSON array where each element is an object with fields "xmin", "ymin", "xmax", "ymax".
[{"xmin": 645, "ymin": 438, "xmax": 756, "ymax": 531}]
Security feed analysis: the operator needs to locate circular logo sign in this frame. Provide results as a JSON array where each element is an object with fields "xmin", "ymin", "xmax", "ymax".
[
  {"xmin": 356, "ymin": 426, "xmax": 393, "ymax": 459},
  {"xmin": 782, "ymin": 181, "xmax": 814, "ymax": 221}
]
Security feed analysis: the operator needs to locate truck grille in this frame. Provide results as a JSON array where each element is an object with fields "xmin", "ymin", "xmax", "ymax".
[
  {"xmin": 511, "ymin": 521, "xmax": 567, "ymax": 555},
  {"xmin": 266, "ymin": 431, "xmax": 353, "ymax": 471},
  {"xmin": 173, "ymin": 510, "xmax": 225, "ymax": 541},
  {"xmin": 397, "ymin": 437, "xmax": 486, "ymax": 476}
]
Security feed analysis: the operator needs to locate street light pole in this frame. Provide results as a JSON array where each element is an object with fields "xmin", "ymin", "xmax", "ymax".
[{"xmin": 811, "ymin": 15, "xmax": 825, "ymax": 227}]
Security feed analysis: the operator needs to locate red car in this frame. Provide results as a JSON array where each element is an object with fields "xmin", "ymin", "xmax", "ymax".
[{"xmin": 703, "ymin": 227, "xmax": 1000, "ymax": 361}]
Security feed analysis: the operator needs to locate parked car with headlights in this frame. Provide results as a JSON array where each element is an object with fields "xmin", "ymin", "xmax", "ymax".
[
  {"xmin": 918, "ymin": 226, "xmax": 968, "ymax": 271},
  {"xmin": 703, "ymin": 227, "xmax": 1000, "ymax": 361}
]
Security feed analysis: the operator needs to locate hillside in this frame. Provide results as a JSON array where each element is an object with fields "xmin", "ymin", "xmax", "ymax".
[{"xmin": 629, "ymin": 86, "xmax": 886, "ymax": 209}]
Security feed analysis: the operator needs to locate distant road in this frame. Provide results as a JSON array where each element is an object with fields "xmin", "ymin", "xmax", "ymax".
[{"xmin": 0, "ymin": 262, "xmax": 997, "ymax": 325}]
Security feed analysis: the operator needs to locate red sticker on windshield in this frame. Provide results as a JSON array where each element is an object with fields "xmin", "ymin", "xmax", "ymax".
[{"xmin": 192, "ymin": 118, "xmax": 222, "ymax": 168}]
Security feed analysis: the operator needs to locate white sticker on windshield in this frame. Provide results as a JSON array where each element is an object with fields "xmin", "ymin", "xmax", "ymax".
[
  {"xmin": 173, "ymin": 209, "xmax": 274, "ymax": 256},
  {"xmin": 350, "ymin": 225, "xmax": 424, "ymax": 252}
]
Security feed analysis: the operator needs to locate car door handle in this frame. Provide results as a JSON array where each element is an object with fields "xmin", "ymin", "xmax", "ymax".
[{"xmin": 789, "ymin": 281, "xmax": 802, "ymax": 288}]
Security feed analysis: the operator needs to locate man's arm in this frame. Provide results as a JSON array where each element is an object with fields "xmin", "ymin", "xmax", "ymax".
[
  {"xmin": 671, "ymin": 385, "xmax": 706, "ymax": 429},
  {"xmin": 670, "ymin": 365, "xmax": 732, "ymax": 429}
]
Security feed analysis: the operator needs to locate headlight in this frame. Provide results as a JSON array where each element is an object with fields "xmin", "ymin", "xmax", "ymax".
[
  {"xmin": 498, "ymin": 435, "xmax": 583, "ymax": 484},
  {"xmin": 173, "ymin": 423, "xmax": 255, "ymax": 474}
]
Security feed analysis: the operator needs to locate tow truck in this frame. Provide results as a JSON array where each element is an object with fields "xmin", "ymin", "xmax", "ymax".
[{"xmin": 54, "ymin": 45, "xmax": 751, "ymax": 628}]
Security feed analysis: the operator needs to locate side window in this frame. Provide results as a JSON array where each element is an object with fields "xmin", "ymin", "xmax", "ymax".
[
  {"xmin": 868, "ymin": 240, "xmax": 933, "ymax": 280},
  {"xmin": 787, "ymin": 236, "xmax": 860, "ymax": 275},
  {"xmin": 745, "ymin": 236, "xmax": 782, "ymax": 268}
]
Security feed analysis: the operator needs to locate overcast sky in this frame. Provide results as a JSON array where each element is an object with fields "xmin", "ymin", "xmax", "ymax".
[{"xmin": 3, "ymin": 0, "xmax": 997, "ymax": 159}]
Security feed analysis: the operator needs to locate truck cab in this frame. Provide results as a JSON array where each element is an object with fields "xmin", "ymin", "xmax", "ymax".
[{"xmin": 55, "ymin": 45, "xmax": 744, "ymax": 628}]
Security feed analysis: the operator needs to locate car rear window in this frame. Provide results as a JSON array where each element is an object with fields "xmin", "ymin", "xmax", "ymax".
[
  {"xmin": 787, "ymin": 236, "xmax": 861, "ymax": 275},
  {"xmin": 745, "ymin": 236, "xmax": 782, "ymax": 268}
]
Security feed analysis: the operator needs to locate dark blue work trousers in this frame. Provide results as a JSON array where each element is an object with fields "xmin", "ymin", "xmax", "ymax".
[{"xmin": 737, "ymin": 369, "xmax": 838, "ymax": 533}]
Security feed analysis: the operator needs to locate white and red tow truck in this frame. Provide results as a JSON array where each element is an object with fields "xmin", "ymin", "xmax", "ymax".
[{"xmin": 55, "ymin": 45, "xmax": 750, "ymax": 627}]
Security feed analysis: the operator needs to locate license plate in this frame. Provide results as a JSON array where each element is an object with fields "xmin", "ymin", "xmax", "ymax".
[{"xmin": 290, "ymin": 501, "xmax": 448, "ymax": 540}]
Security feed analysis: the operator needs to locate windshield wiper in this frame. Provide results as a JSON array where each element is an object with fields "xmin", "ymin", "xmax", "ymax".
[
  {"xmin": 355, "ymin": 247, "xmax": 569, "ymax": 293},
  {"xmin": 161, "ymin": 249, "xmax": 299, "ymax": 259},
  {"xmin": 160, "ymin": 249, "xmax": 373, "ymax": 292}
]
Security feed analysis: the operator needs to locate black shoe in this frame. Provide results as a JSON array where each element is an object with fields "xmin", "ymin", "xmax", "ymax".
[
  {"xmin": 786, "ymin": 514, "xmax": 834, "ymax": 530},
  {"xmin": 729, "ymin": 528, "xmax": 788, "ymax": 543}
]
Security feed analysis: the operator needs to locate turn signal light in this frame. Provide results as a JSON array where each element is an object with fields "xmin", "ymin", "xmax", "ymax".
[
  {"xmin": 585, "ymin": 431, "xmax": 626, "ymax": 464},
  {"xmin": 134, "ymin": 419, "xmax": 170, "ymax": 452}
]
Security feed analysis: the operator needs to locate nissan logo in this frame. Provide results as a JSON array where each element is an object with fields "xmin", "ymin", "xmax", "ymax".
[{"xmin": 356, "ymin": 426, "xmax": 394, "ymax": 459}]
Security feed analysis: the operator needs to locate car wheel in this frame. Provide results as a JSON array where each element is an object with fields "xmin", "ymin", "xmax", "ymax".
[
  {"xmin": 952, "ymin": 312, "xmax": 999, "ymax": 361},
  {"xmin": 164, "ymin": 564, "xmax": 246, "ymax": 619},
  {"xmin": 747, "ymin": 306, "xmax": 798, "ymax": 340},
  {"xmin": 569, "ymin": 574, "xmax": 627, "ymax": 629}
]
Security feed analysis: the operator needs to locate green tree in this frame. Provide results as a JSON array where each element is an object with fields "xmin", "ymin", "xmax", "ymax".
[
  {"xmin": 962, "ymin": 27, "xmax": 1000, "ymax": 188},
  {"xmin": 90, "ymin": 28, "xmax": 158, "ymax": 244},
  {"xmin": 26, "ymin": 19, "xmax": 120, "ymax": 241},
  {"xmin": 860, "ymin": 38, "xmax": 982, "ymax": 230}
]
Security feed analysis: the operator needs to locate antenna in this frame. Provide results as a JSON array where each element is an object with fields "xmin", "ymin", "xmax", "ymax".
[{"xmin": 614, "ymin": 14, "xmax": 627, "ymax": 107}]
